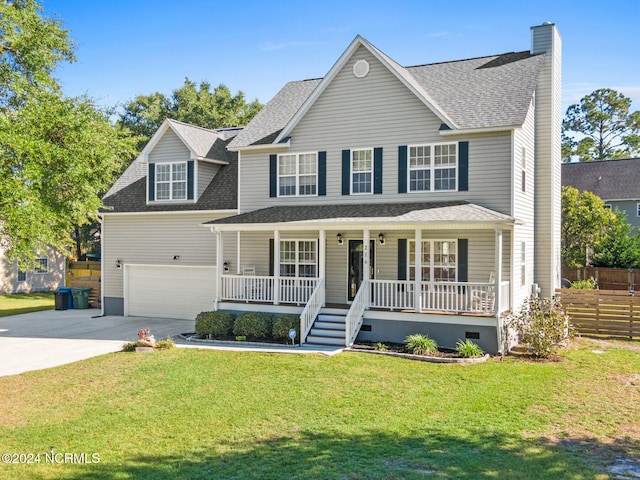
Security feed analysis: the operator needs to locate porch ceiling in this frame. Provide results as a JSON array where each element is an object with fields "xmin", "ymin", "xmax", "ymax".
[{"xmin": 204, "ymin": 200, "xmax": 518, "ymax": 231}]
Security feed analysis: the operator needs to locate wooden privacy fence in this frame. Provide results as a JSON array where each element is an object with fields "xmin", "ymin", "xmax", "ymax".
[
  {"xmin": 556, "ymin": 288, "xmax": 640, "ymax": 339},
  {"xmin": 66, "ymin": 260, "xmax": 101, "ymax": 308},
  {"xmin": 562, "ymin": 266, "xmax": 640, "ymax": 291}
]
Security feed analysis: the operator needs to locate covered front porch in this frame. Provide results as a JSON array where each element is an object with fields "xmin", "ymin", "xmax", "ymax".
[{"xmin": 205, "ymin": 201, "xmax": 516, "ymax": 348}]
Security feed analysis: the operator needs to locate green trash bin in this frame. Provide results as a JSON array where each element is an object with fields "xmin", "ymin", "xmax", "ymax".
[{"xmin": 71, "ymin": 287, "xmax": 92, "ymax": 309}]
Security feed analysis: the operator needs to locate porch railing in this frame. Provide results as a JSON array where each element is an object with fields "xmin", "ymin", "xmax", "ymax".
[
  {"xmin": 299, "ymin": 278, "xmax": 325, "ymax": 343},
  {"xmin": 220, "ymin": 275, "xmax": 319, "ymax": 305},
  {"xmin": 345, "ymin": 279, "xmax": 369, "ymax": 347},
  {"xmin": 221, "ymin": 275, "xmax": 274, "ymax": 303},
  {"xmin": 370, "ymin": 280, "xmax": 507, "ymax": 314},
  {"xmin": 280, "ymin": 277, "xmax": 319, "ymax": 305}
]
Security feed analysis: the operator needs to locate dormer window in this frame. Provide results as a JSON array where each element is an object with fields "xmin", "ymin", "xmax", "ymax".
[{"xmin": 156, "ymin": 162, "xmax": 187, "ymax": 201}]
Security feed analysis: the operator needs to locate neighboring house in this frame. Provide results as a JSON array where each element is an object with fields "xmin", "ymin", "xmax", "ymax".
[
  {"xmin": 102, "ymin": 23, "xmax": 562, "ymax": 354},
  {"xmin": 562, "ymin": 158, "xmax": 640, "ymax": 231},
  {"xmin": 0, "ymin": 245, "xmax": 65, "ymax": 294}
]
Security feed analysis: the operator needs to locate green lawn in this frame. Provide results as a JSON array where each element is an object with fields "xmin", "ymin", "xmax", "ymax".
[
  {"xmin": 0, "ymin": 292, "xmax": 54, "ymax": 317},
  {"xmin": 0, "ymin": 338, "xmax": 638, "ymax": 479}
]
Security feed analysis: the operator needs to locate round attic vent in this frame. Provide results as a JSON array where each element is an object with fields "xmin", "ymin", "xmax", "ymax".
[{"xmin": 353, "ymin": 59, "xmax": 369, "ymax": 78}]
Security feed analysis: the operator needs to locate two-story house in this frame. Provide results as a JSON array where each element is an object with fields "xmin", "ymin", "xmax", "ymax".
[{"xmin": 102, "ymin": 23, "xmax": 562, "ymax": 354}]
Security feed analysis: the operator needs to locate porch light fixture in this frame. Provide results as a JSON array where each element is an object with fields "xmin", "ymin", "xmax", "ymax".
[
  {"xmin": 116, "ymin": 259, "xmax": 122, "ymax": 269},
  {"xmin": 173, "ymin": 255, "xmax": 180, "ymax": 260},
  {"xmin": 336, "ymin": 233, "xmax": 344, "ymax": 245},
  {"xmin": 378, "ymin": 233, "xmax": 385, "ymax": 245},
  {"xmin": 223, "ymin": 261, "xmax": 230, "ymax": 272}
]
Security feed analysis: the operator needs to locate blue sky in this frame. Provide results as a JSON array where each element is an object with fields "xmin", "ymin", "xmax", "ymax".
[{"xmin": 42, "ymin": 0, "xmax": 640, "ymax": 116}]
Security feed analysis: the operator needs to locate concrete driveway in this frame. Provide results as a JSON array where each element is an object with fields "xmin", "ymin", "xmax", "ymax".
[{"xmin": 0, "ymin": 309, "xmax": 193, "ymax": 377}]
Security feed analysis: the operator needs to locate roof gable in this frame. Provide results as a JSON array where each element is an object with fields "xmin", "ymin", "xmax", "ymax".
[
  {"xmin": 230, "ymin": 37, "xmax": 545, "ymax": 149},
  {"xmin": 141, "ymin": 119, "xmax": 230, "ymax": 164},
  {"xmin": 273, "ymin": 36, "xmax": 457, "ymax": 144}
]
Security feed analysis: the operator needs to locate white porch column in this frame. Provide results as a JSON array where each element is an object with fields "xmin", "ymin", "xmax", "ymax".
[
  {"xmin": 494, "ymin": 225, "xmax": 503, "ymax": 314},
  {"xmin": 414, "ymin": 228, "xmax": 422, "ymax": 313},
  {"xmin": 274, "ymin": 229, "xmax": 280, "ymax": 305},
  {"xmin": 214, "ymin": 228, "xmax": 222, "ymax": 309},
  {"xmin": 363, "ymin": 229, "xmax": 370, "ymax": 284},
  {"xmin": 495, "ymin": 225, "xmax": 504, "ymax": 353},
  {"xmin": 319, "ymin": 230, "xmax": 326, "ymax": 307}
]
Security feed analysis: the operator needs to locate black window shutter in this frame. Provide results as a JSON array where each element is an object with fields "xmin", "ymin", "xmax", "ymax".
[
  {"xmin": 318, "ymin": 151, "xmax": 326, "ymax": 196},
  {"xmin": 398, "ymin": 239, "xmax": 407, "ymax": 280},
  {"xmin": 398, "ymin": 145, "xmax": 407, "ymax": 193},
  {"xmin": 148, "ymin": 163, "xmax": 155, "ymax": 201},
  {"xmin": 269, "ymin": 238, "xmax": 274, "ymax": 276},
  {"xmin": 458, "ymin": 239, "xmax": 468, "ymax": 282},
  {"xmin": 342, "ymin": 149, "xmax": 351, "ymax": 195},
  {"xmin": 269, "ymin": 154, "xmax": 277, "ymax": 197},
  {"xmin": 187, "ymin": 161, "xmax": 195, "ymax": 200},
  {"xmin": 374, "ymin": 147, "xmax": 383, "ymax": 194},
  {"xmin": 458, "ymin": 141, "xmax": 469, "ymax": 191}
]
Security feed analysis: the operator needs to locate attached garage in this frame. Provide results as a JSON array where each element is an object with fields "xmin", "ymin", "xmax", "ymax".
[{"xmin": 124, "ymin": 265, "xmax": 216, "ymax": 320}]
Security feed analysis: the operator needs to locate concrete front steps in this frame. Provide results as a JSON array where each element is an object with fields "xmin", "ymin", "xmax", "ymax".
[{"xmin": 305, "ymin": 311, "xmax": 346, "ymax": 347}]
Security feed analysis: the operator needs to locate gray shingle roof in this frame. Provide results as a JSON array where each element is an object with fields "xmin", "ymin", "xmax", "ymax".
[
  {"xmin": 229, "ymin": 37, "xmax": 544, "ymax": 148},
  {"xmin": 406, "ymin": 51, "xmax": 543, "ymax": 130},
  {"xmin": 228, "ymin": 79, "xmax": 321, "ymax": 149},
  {"xmin": 562, "ymin": 158, "xmax": 640, "ymax": 200},
  {"xmin": 204, "ymin": 201, "xmax": 515, "ymax": 227}
]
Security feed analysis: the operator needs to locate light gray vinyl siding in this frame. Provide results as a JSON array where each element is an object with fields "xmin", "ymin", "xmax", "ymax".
[
  {"xmin": 148, "ymin": 129, "xmax": 190, "ymax": 164},
  {"xmin": 238, "ymin": 45, "xmax": 513, "ymax": 216},
  {"xmin": 236, "ymin": 228, "xmax": 510, "ymax": 305},
  {"xmin": 607, "ymin": 201, "xmax": 640, "ymax": 230},
  {"xmin": 512, "ymin": 102, "xmax": 536, "ymax": 310},
  {"xmin": 197, "ymin": 162, "xmax": 221, "ymax": 200},
  {"xmin": 532, "ymin": 24, "xmax": 562, "ymax": 297},
  {"xmin": 103, "ymin": 212, "xmax": 237, "ymax": 299}
]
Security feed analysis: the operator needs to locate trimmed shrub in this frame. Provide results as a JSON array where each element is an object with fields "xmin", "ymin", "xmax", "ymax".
[
  {"xmin": 195, "ymin": 311, "xmax": 235, "ymax": 338},
  {"xmin": 121, "ymin": 342, "xmax": 136, "ymax": 352},
  {"xmin": 404, "ymin": 333, "xmax": 438, "ymax": 355},
  {"xmin": 233, "ymin": 312, "xmax": 273, "ymax": 340},
  {"xmin": 456, "ymin": 339, "xmax": 484, "ymax": 358},
  {"xmin": 272, "ymin": 314, "xmax": 300, "ymax": 342}
]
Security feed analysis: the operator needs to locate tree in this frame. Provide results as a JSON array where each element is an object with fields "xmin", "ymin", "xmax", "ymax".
[
  {"xmin": 0, "ymin": 1, "xmax": 137, "ymax": 267},
  {"xmin": 561, "ymin": 186, "xmax": 617, "ymax": 266},
  {"xmin": 0, "ymin": 0, "xmax": 74, "ymax": 108},
  {"xmin": 119, "ymin": 78, "xmax": 263, "ymax": 148},
  {"xmin": 591, "ymin": 211, "xmax": 640, "ymax": 268},
  {"xmin": 562, "ymin": 88, "xmax": 640, "ymax": 162},
  {"xmin": 562, "ymin": 186, "xmax": 640, "ymax": 268}
]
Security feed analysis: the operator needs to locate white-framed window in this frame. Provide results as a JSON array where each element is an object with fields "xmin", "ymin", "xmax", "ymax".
[
  {"xmin": 409, "ymin": 143, "xmax": 457, "ymax": 192},
  {"xmin": 521, "ymin": 241, "xmax": 526, "ymax": 286},
  {"xmin": 280, "ymin": 240, "xmax": 317, "ymax": 277},
  {"xmin": 155, "ymin": 162, "xmax": 187, "ymax": 201},
  {"xmin": 17, "ymin": 269, "xmax": 27, "ymax": 282},
  {"xmin": 351, "ymin": 148, "xmax": 373, "ymax": 194},
  {"xmin": 408, "ymin": 240, "xmax": 457, "ymax": 282},
  {"xmin": 604, "ymin": 203, "xmax": 612, "ymax": 210},
  {"xmin": 34, "ymin": 257, "xmax": 49, "ymax": 274},
  {"xmin": 637, "ymin": 203, "xmax": 640, "ymax": 217},
  {"xmin": 278, "ymin": 153, "xmax": 317, "ymax": 196}
]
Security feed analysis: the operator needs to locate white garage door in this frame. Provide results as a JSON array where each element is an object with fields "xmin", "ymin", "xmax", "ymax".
[{"xmin": 125, "ymin": 265, "xmax": 216, "ymax": 320}]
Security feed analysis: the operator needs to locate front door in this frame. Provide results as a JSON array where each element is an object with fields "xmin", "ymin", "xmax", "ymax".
[{"xmin": 348, "ymin": 240, "xmax": 375, "ymax": 301}]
